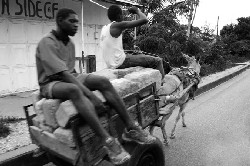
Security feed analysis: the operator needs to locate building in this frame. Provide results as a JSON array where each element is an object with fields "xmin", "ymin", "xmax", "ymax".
[{"xmin": 0, "ymin": 0, "xmax": 139, "ymax": 96}]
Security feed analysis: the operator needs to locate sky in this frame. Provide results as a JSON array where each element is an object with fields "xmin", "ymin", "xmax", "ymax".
[{"xmin": 192, "ymin": 0, "xmax": 250, "ymax": 33}]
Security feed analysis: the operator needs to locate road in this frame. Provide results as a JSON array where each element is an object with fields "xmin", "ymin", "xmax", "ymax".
[
  {"xmin": 153, "ymin": 68, "xmax": 250, "ymax": 166},
  {"xmin": 43, "ymin": 68, "xmax": 250, "ymax": 166}
]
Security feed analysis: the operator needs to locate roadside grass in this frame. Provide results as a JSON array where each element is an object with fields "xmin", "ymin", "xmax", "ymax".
[{"xmin": 0, "ymin": 116, "xmax": 25, "ymax": 138}]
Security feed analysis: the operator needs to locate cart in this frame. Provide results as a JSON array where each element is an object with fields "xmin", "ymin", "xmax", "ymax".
[{"xmin": 24, "ymin": 82, "xmax": 165, "ymax": 166}]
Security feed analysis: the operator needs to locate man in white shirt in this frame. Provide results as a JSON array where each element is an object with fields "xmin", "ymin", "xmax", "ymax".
[{"xmin": 100, "ymin": 5, "xmax": 165, "ymax": 79}]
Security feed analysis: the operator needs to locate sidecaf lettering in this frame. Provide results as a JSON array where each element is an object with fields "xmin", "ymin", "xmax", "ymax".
[{"xmin": 1, "ymin": 0, "xmax": 58, "ymax": 19}]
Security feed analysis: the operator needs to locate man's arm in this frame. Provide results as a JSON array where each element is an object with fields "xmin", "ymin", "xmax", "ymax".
[
  {"xmin": 111, "ymin": 7, "xmax": 148, "ymax": 37},
  {"xmin": 122, "ymin": 7, "xmax": 148, "ymax": 29}
]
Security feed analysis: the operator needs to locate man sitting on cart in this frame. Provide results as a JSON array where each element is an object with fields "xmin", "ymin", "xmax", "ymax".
[
  {"xmin": 100, "ymin": 5, "xmax": 166, "ymax": 79},
  {"xmin": 35, "ymin": 8, "xmax": 156, "ymax": 165}
]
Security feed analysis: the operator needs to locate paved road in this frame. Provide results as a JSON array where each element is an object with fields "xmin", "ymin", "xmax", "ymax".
[
  {"xmin": 0, "ymin": 92, "xmax": 33, "ymax": 118},
  {"xmin": 151, "ymin": 68, "xmax": 250, "ymax": 166}
]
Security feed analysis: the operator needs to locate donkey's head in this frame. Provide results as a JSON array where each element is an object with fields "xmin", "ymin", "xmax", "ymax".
[{"xmin": 182, "ymin": 53, "xmax": 201, "ymax": 75}]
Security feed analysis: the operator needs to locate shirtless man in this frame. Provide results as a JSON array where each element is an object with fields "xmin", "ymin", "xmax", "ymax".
[{"xmin": 36, "ymin": 8, "xmax": 155, "ymax": 165}]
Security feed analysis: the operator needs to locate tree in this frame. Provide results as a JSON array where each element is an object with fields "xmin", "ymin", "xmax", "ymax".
[
  {"xmin": 221, "ymin": 17, "xmax": 250, "ymax": 41},
  {"xmin": 183, "ymin": 0, "xmax": 199, "ymax": 37},
  {"xmin": 234, "ymin": 17, "xmax": 250, "ymax": 40},
  {"xmin": 154, "ymin": 0, "xmax": 199, "ymax": 37},
  {"xmin": 220, "ymin": 17, "xmax": 250, "ymax": 59},
  {"xmin": 140, "ymin": 0, "xmax": 167, "ymax": 14},
  {"xmin": 200, "ymin": 24, "xmax": 215, "ymax": 42},
  {"xmin": 220, "ymin": 24, "xmax": 236, "ymax": 37}
]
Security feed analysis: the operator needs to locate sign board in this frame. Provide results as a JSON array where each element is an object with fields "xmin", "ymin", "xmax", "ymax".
[{"xmin": 0, "ymin": 0, "xmax": 63, "ymax": 19}]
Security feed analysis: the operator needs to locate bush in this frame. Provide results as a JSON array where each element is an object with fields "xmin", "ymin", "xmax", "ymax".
[
  {"xmin": 0, "ymin": 116, "xmax": 25, "ymax": 138},
  {"xmin": 136, "ymin": 36, "xmax": 167, "ymax": 54},
  {"xmin": 200, "ymin": 62, "xmax": 232, "ymax": 77},
  {"xmin": 171, "ymin": 30, "xmax": 187, "ymax": 45},
  {"xmin": 0, "ymin": 121, "xmax": 11, "ymax": 138},
  {"xmin": 123, "ymin": 29, "xmax": 134, "ymax": 50},
  {"xmin": 165, "ymin": 40, "xmax": 185, "ymax": 67},
  {"xmin": 203, "ymin": 41, "xmax": 225, "ymax": 65},
  {"xmin": 200, "ymin": 64, "xmax": 217, "ymax": 76},
  {"xmin": 184, "ymin": 37, "xmax": 203, "ymax": 57},
  {"xmin": 230, "ymin": 40, "xmax": 250, "ymax": 57}
]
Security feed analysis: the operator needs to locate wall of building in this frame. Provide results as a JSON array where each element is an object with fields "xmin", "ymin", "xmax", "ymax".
[
  {"xmin": 82, "ymin": 0, "xmax": 111, "ymax": 71},
  {"xmin": 0, "ymin": 0, "xmax": 82, "ymax": 95}
]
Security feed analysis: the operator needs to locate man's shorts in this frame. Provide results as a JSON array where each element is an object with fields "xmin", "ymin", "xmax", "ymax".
[{"xmin": 40, "ymin": 73, "xmax": 90, "ymax": 99}]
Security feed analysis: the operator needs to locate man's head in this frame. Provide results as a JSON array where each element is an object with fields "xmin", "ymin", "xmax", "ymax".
[
  {"xmin": 56, "ymin": 8, "xmax": 79, "ymax": 36},
  {"xmin": 108, "ymin": 5, "xmax": 123, "ymax": 22}
]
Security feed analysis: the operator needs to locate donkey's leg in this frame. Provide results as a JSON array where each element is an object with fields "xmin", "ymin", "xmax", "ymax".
[
  {"xmin": 161, "ymin": 120, "xmax": 169, "ymax": 145},
  {"xmin": 170, "ymin": 108, "xmax": 182, "ymax": 139},
  {"xmin": 181, "ymin": 112, "xmax": 186, "ymax": 127},
  {"xmin": 181, "ymin": 103, "xmax": 188, "ymax": 127},
  {"xmin": 160, "ymin": 115, "xmax": 170, "ymax": 145},
  {"xmin": 149, "ymin": 125, "xmax": 155, "ymax": 135},
  {"xmin": 149, "ymin": 119, "xmax": 169, "ymax": 145}
]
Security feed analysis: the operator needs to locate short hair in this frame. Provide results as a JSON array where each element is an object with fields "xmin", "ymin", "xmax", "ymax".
[
  {"xmin": 107, "ymin": 5, "xmax": 122, "ymax": 21},
  {"xmin": 56, "ymin": 8, "xmax": 76, "ymax": 24}
]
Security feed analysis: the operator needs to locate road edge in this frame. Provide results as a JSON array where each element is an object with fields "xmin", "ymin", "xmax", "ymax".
[
  {"xmin": 196, "ymin": 63, "xmax": 250, "ymax": 96},
  {"xmin": 0, "ymin": 144, "xmax": 49, "ymax": 166}
]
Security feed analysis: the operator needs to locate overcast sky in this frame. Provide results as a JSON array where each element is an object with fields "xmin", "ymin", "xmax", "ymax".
[{"xmin": 192, "ymin": 0, "xmax": 250, "ymax": 32}]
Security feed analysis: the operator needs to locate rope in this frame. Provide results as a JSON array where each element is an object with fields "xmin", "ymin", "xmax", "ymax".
[
  {"xmin": 89, "ymin": 0, "xmax": 129, "ymax": 10},
  {"xmin": 89, "ymin": 0, "xmax": 108, "ymax": 9}
]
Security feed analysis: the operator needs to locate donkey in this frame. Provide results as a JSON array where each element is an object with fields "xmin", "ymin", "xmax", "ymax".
[
  {"xmin": 170, "ymin": 54, "xmax": 200, "ymax": 139},
  {"xmin": 150, "ymin": 53, "xmax": 201, "ymax": 145}
]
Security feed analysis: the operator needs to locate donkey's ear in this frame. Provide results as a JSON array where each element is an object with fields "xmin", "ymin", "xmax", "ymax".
[{"xmin": 196, "ymin": 56, "xmax": 200, "ymax": 63}]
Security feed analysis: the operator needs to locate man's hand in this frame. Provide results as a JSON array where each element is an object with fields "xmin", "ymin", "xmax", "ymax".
[{"xmin": 128, "ymin": 6, "xmax": 139, "ymax": 14}]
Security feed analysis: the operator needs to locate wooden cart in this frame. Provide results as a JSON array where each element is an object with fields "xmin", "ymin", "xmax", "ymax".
[{"xmin": 24, "ymin": 82, "xmax": 165, "ymax": 166}]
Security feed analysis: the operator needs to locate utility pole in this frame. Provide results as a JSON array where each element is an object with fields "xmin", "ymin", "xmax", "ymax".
[
  {"xmin": 186, "ymin": 0, "xmax": 194, "ymax": 38},
  {"xmin": 216, "ymin": 16, "xmax": 219, "ymax": 40},
  {"xmin": 134, "ymin": 15, "xmax": 137, "ymax": 40}
]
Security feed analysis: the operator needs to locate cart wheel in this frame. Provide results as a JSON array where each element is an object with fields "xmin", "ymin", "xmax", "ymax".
[
  {"xmin": 121, "ymin": 138, "xmax": 165, "ymax": 166},
  {"xmin": 46, "ymin": 152, "xmax": 73, "ymax": 166}
]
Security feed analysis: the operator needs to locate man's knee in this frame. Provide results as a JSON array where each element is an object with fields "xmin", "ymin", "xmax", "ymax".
[
  {"xmin": 155, "ymin": 57, "xmax": 163, "ymax": 63},
  {"xmin": 96, "ymin": 76, "xmax": 112, "ymax": 90},
  {"xmin": 152, "ymin": 57, "xmax": 163, "ymax": 67},
  {"xmin": 66, "ymin": 84, "xmax": 82, "ymax": 99}
]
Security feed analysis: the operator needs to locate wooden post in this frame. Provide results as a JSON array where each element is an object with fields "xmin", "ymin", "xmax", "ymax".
[
  {"xmin": 216, "ymin": 16, "xmax": 220, "ymax": 39},
  {"xmin": 86, "ymin": 55, "xmax": 96, "ymax": 73}
]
